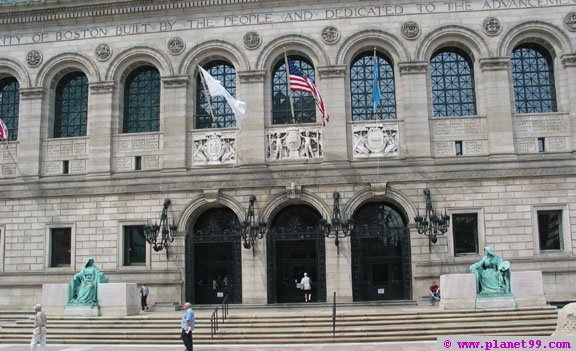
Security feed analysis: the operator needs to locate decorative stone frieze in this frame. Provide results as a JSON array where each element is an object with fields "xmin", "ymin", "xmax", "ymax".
[
  {"xmin": 321, "ymin": 26, "xmax": 340, "ymax": 44},
  {"xmin": 167, "ymin": 37, "xmax": 185, "ymax": 55},
  {"xmin": 243, "ymin": 31, "xmax": 261, "ymax": 49},
  {"xmin": 352, "ymin": 123, "xmax": 399, "ymax": 158},
  {"xmin": 561, "ymin": 54, "xmax": 576, "ymax": 67},
  {"xmin": 479, "ymin": 58, "xmax": 509, "ymax": 71},
  {"xmin": 19, "ymin": 87, "xmax": 45, "ymax": 100},
  {"xmin": 482, "ymin": 17, "xmax": 502, "ymax": 36},
  {"xmin": 286, "ymin": 183, "xmax": 302, "ymax": 199},
  {"xmin": 192, "ymin": 130, "xmax": 236, "ymax": 165},
  {"xmin": 116, "ymin": 134, "xmax": 160, "ymax": 152},
  {"xmin": 89, "ymin": 81, "xmax": 115, "ymax": 94},
  {"xmin": 370, "ymin": 182, "xmax": 387, "ymax": 196},
  {"xmin": 26, "ymin": 50, "xmax": 43, "ymax": 68},
  {"xmin": 204, "ymin": 189, "xmax": 219, "ymax": 203},
  {"xmin": 238, "ymin": 70, "xmax": 266, "ymax": 83},
  {"xmin": 95, "ymin": 44, "xmax": 112, "ymax": 61},
  {"xmin": 162, "ymin": 75, "xmax": 189, "ymax": 88},
  {"xmin": 317, "ymin": 65, "xmax": 346, "ymax": 78},
  {"xmin": 266, "ymin": 126, "xmax": 322, "ymax": 161},
  {"xmin": 565, "ymin": 12, "xmax": 576, "ymax": 31},
  {"xmin": 401, "ymin": 21, "xmax": 420, "ymax": 40},
  {"xmin": 398, "ymin": 62, "xmax": 427, "ymax": 75}
]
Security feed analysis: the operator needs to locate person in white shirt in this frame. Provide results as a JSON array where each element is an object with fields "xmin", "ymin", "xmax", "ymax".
[
  {"xmin": 300, "ymin": 272, "xmax": 312, "ymax": 302},
  {"xmin": 31, "ymin": 304, "xmax": 47, "ymax": 351}
]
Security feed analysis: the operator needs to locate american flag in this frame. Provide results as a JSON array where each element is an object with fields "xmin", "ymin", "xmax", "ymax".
[
  {"xmin": 0, "ymin": 118, "xmax": 8, "ymax": 142},
  {"xmin": 287, "ymin": 59, "xmax": 330, "ymax": 126}
]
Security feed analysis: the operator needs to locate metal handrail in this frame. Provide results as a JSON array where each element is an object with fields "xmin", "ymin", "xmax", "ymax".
[
  {"xmin": 210, "ymin": 307, "xmax": 219, "ymax": 339},
  {"xmin": 222, "ymin": 294, "xmax": 230, "ymax": 322},
  {"xmin": 332, "ymin": 291, "xmax": 336, "ymax": 338}
]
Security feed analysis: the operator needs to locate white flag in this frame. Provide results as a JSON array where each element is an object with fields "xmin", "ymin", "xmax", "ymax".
[{"xmin": 199, "ymin": 67, "xmax": 246, "ymax": 127}]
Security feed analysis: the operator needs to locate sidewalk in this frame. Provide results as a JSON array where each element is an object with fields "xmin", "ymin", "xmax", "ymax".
[{"xmin": 0, "ymin": 341, "xmax": 436, "ymax": 351}]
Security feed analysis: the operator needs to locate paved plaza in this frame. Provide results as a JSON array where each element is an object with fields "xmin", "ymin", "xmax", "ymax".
[{"xmin": 0, "ymin": 342, "xmax": 436, "ymax": 351}]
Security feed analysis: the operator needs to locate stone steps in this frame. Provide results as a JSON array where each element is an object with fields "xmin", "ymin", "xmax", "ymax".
[{"xmin": 0, "ymin": 305, "xmax": 557, "ymax": 344}]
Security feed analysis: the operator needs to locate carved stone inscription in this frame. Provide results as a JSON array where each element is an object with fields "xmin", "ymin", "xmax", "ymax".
[
  {"xmin": 44, "ymin": 139, "xmax": 87, "ymax": 157},
  {"xmin": 516, "ymin": 138, "xmax": 537, "ymax": 153},
  {"xmin": 433, "ymin": 118, "xmax": 483, "ymax": 137},
  {"xmin": 513, "ymin": 115, "xmax": 566, "ymax": 134},
  {"xmin": 116, "ymin": 134, "xmax": 160, "ymax": 152},
  {"xmin": 266, "ymin": 127, "xmax": 322, "ymax": 161},
  {"xmin": 192, "ymin": 131, "xmax": 237, "ymax": 165},
  {"xmin": 352, "ymin": 123, "xmax": 399, "ymax": 158},
  {"xmin": 547, "ymin": 137, "xmax": 567, "ymax": 152},
  {"xmin": 434, "ymin": 142, "xmax": 454, "ymax": 157},
  {"xmin": 0, "ymin": 144, "xmax": 17, "ymax": 160},
  {"xmin": 464, "ymin": 140, "xmax": 484, "ymax": 154},
  {"xmin": 1, "ymin": 164, "xmax": 16, "ymax": 177}
]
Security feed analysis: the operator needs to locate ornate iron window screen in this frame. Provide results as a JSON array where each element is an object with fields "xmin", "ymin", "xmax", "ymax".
[
  {"xmin": 123, "ymin": 66, "xmax": 160, "ymax": 133},
  {"xmin": 196, "ymin": 61, "xmax": 238, "ymax": 129},
  {"xmin": 144, "ymin": 198, "xmax": 178, "ymax": 252},
  {"xmin": 319, "ymin": 192, "xmax": 354, "ymax": 253},
  {"xmin": 0, "ymin": 77, "xmax": 20, "ymax": 141},
  {"xmin": 54, "ymin": 72, "xmax": 88, "ymax": 138},
  {"xmin": 414, "ymin": 188, "xmax": 450, "ymax": 244}
]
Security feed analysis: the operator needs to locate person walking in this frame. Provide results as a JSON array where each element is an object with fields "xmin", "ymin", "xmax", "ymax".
[
  {"xmin": 180, "ymin": 302, "xmax": 195, "ymax": 351},
  {"xmin": 300, "ymin": 272, "xmax": 312, "ymax": 302},
  {"xmin": 139, "ymin": 284, "xmax": 149, "ymax": 311},
  {"xmin": 31, "ymin": 304, "xmax": 47, "ymax": 351}
]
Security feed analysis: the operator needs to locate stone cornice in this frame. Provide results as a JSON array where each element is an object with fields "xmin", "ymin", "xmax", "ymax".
[
  {"xmin": 89, "ymin": 81, "xmax": 115, "ymax": 94},
  {"xmin": 19, "ymin": 86, "xmax": 44, "ymax": 99},
  {"xmin": 479, "ymin": 57, "xmax": 510, "ymax": 71},
  {"xmin": 317, "ymin": 65, "xmax": 346, "ymax": 78},
  {"xmin": 561, "ymin": 54, "xmax": 576, "ymax": 68},
  {"xmin": 398, "ymin": 62, "xmax": 428, "ymax": 75},
  {"xmin": 0, "ymin": 0, "xmax": 265, "ymax": 25},
  {"xmin": 162, "ymin": 75, "xmax": 190, "ymax": 88},
  {"xmin": 238, "ymin": 70, "xmax": 266, "ymax": 83}
]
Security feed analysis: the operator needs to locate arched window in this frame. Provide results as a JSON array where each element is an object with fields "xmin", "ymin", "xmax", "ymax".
[
  {"xmin": 0, "ymin": 77, "xmax": 20, "ymax": 141},
  {"xmin": 512, "ymin": 44, "xmax": 557, "ymax": 114},
  {"xmin": 196, "ymin": 61, "xmax": 237, "ymax": 129},
  {"xmin": 272, "ymin": 56, "xmax": 316, "ymax": 125},
  {"xmin": 350, "ymin": 52, "xmax": 396, "ymax": 121},
  {"xmin": 123, "ymin": 66, "xmax": 160, "ymax": 133},
  {"xmin": 54, "ymin": 72, "xmax": 88, "ymax": 138},
  {"xmin": 430, "ymin": 48, "xmax": 477, "ymax": 117}
]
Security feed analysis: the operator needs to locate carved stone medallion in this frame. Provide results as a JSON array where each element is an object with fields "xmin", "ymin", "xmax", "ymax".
[
  {"xmin": 243, "ymin": 32, "xmax": 261, "ymax": 50},
  {"xmin": 321, "ymin": 26, "xmax": 340, "ymax": 45},
  {"xmin": 482, "ymin": 17, "xmax": 502, "ymax": 36},
  {"xmin": 401, "ymin": 21, "xmax": 420, "ymax": 40},
  {"xmin": 167, "ymin": 37, "xmax": 185, "ymax": 55},
  {"xmin": 26, "ymin": 50, "xmax": 43, "ymax": 68},
  {"xmin": 95, "ymin": 44, "xmax": 112, "ymax": 61},
  {"xmin": 565, "ymin": 12, "xmax": 576, "ymax": 32},
  {"xmin": 205, "ymin": 133, "xmax": 224, "ymax": 161},
  {"xmin": 285, "ymin": 128, "xmax": 302, "ymax": 158}
]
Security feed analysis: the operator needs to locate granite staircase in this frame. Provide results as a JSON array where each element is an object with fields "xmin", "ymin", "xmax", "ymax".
[{"xmin": 0, "ymin": 303, "xmax": 557, "ymax": 344}]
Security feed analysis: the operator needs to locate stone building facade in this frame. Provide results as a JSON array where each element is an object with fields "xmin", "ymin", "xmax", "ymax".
[{"xmin": 0, "ymin": 0, "xmax": 575, "ymax": 309}]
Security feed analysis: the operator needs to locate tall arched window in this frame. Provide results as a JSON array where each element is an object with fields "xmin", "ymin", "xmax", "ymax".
[
  {"xmin": 350, "ymin": 51, "xmax": 396, "ymax": 121},
  {"xmin": 123, "ymin": 66, "xmax": 160, "ymax": 133},
  {"xmin": 196, "ymin": 61, "xmax": 237, "ymax": 129},
  {"xmin": 0, "ymin": 77, "xmax": 20, "ymax": 141},
  {"xmin": 430, "ymin": 48, "xmax": 477, "ymax": 117},
  {"xmin": 272, "ymin": 56, "xmax": 316, "ymax": 125},
  {"xmin": 54, "ymin": 72, "xmax": 88, "ymax": 138},
  {"xmin": 512, "ymin": 44, "xmax": 557, "ymax": 114}
]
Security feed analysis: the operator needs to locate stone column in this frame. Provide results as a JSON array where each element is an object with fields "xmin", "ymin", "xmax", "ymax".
[
  {"xmin": 398, "ymin": 62, "xmax": 432, "ymax": 160},
  {"xmin": 161, "ymin": 76, "xmax": 189, "ymax": 172},
  {"xmin": 87, "ymin": 81, "xmax": 114, "ymax": 176},
  {"xmin": 479, "ymin": 58, "xmax": 516, "ymax": 159},
  {"xmin": 17, "ymin": 87, "xmax": 44, "ymax": 179},
  {"xmin": 237, "ymin": 70, "xmax": 266, "ymax": 166},
  {"xmin": 561, "ymin": 54, "xmax": 576, "ymax": 155},
  {"xmin": 317, "ymin": 65, "xmax": 347, "ymax": 163}
]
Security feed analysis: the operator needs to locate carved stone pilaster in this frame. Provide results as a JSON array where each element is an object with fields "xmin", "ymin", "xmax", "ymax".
[
  {"xmin": 479, "ymin": 58, "xmax": 510, "ymax": 71},
  {"xmin": 398, "ymin": 62, "xmax": 427, "ymax": 75},
  {"xmin": 370, "ymin": 183, "xmax": 387, "ymax": 196},
  {"xmin": 238, "ymin": 70, "xmax": 266, "ymax": 83},
  {"xmin": 162, "ymin": 75, "xmax": 190, "ymax": 88},
  {"xmin": 204, "ymin": 189, "xmax": 219, "ymax": 203},
  {"xmin": 286, "ymin": 183, "xmax": 302, "ymax": 199},
  {"xmin": 317, "ymin": 65, "xmax": 346, "ymax": 78},
  {"xmin": 19, "ymin": 87, "xmax": 44, "ymax": 100},
  {"xmin": 561, "ymin": 54, "xmax": 576, "ymax": 68},
  {"xmin": 89, "ymin": 81, "xmax": 115, "ymax": 94}
]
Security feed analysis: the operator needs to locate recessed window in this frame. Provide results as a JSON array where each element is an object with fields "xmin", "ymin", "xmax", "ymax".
[
  {"xmin": 538, "ymin": 210, "xmax": 562, "ymax": 251},
  {"xmin": 54, "ymin": 72, "xmax": 88, "ymax": 138},
  {"xmin": 62, "ymin": 160, "xmax": 70, "ymax": 174},
  {"xmin": 123, "ymin": 66, "xmax": 160, "ymax": 133},
  {"xmin": 124, "ymin": 225, "xmax": 146, "ymax": 266},
  {"xmin": 134, "ymin": 156, "xmax": 142, "ymax": 171},
  {"xmin": 196, "ymin": 61, "xmax": 238, "ymax": 129},
  {"xmin": 452, "ymin": 213, "xmax": 478, "ymax": 256},
  {"xmin": 0, "ymin": 77, "xmax": 20, "ymax": 141},
  {"xmin": 455, "ymin": 141, "xmax": 463, "ymax": 156},
  {"xmin": 538, "ymin": 138, "xmax": 545, "ymax": 153},
  {"xmin": 50, "ymin": 228, "xmax": 71, "ymax": 267}
]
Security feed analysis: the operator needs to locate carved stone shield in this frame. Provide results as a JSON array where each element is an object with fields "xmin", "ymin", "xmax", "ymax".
[
  {"xmin": 205, "ymin": 134, "xmax": 224, "ymax": 161},
  {"xmin": 286, "ymin": 129, "xmax": 302, "ymax": 158},
  {"xmin": 366, "ymin": 128, "xmax": 385, "ymax": 153}
]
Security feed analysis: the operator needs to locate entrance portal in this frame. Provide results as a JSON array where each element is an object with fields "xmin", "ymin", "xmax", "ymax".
[
  {"xmin": 267, "ymin": 205, "xmax": 326, "ymax": 303},
  {"xmin": 186, "ymin": 207, "xmax": 242, "ymax": 304},
  {"xmin": 351, "ymin": 202, "xmax": 411, "ymax": 301}
]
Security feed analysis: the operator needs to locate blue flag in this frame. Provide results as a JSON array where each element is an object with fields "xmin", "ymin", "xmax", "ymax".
[{"xmin": 372, "ymin": 55, "xmax": 382, "ymax": 113}]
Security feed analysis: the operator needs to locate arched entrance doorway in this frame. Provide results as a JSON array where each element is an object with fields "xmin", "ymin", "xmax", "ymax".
[
  {"xmin": 351, "ymin": 202, "xmax": 411, "ymax": 301},
  {"xmin": 185, "ymin": 207, "xmax": 242, "ymax": 304},
  {"xmin": 267, "ymin": 205, "xmax": 326, "ymax": 303}
]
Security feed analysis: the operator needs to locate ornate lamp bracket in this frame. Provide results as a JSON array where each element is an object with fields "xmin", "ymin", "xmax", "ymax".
[
  {"xmin": 239, "ymin": 195, "xmax": 266, "ymax": 256},
  {"xmin": 144, "ymin": 198, "xmax": 178, "ymax": 253},
  {"xmin": 414, "ymin": 188, "xmax": 450, "ymax": 244},
  {"xmin": 319, "ymin": 192, "xmax": 354, "ymax": 254}
]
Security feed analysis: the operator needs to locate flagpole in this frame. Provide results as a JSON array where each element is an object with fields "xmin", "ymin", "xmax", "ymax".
[
  {"xmin": 198, "ymin": 66, "xmax": 220, "ymax": 128},
  {"xmin": 283, "ymin": 48, "xmax": 296, "ymax": 124},
  {"xmin": 372, "ymin": 47, "xmax": 379, "ymax": 119}
]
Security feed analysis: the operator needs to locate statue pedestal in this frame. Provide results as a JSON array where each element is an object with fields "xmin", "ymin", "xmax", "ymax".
[
  {"xmin": 440, "ymin": 271, "xmax": 547, "ymax": 310},
  {"xmin": 64, "ymin": 305, "xmax": 100, "ymax": 317},
  {"xmin": 42, "ymin": 284, "xmax": 69, "ymax": 315}
]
